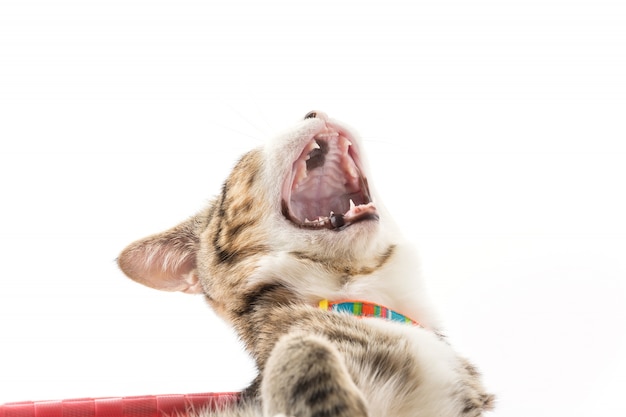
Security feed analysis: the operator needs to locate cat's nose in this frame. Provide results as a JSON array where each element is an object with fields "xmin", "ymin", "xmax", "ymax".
[{"xmin": 304, "ymin": 110, "xmax": 328, "ymax": 121}]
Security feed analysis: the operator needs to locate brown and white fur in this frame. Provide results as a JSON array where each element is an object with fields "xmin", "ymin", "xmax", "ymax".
[{"xmin": 118, "ymin": 111, "xmax": 494, "ymax": 417}]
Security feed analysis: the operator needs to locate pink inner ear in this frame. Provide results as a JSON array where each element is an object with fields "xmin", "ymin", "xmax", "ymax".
[
  {"xmin": 147, "ymin": 253, "xmax": 202, "ymax": 293},
  {"xmin": 118, "ymin": 240, "xmax": 203, "ymax": 294}
]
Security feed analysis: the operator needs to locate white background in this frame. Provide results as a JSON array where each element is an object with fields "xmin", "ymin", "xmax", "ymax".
[{"xmin": 1, "ymin": 1, "xmax": 625, "ymax": 416}]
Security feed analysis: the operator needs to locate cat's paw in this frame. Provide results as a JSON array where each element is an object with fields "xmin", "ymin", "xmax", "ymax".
[
  {"xmin": 263, "ymin": 332, "xmax": 369, "ymax": 417},
  {"xmin": 457, "ymin": 359, "xmax": 496, "ymax": 415}
]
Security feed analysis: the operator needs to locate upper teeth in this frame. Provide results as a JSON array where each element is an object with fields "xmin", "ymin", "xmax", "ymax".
[
  {"xmin": 348, "ymin": 164, "xmax": 358, "ymax": 178},
  {"xmin": 305, "ymin": 140, "xmax": 321, "ymax": 161}
]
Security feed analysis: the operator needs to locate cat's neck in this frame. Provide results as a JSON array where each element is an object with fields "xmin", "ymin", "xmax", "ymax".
[{"xmin": 244, "ymin": 239, "xmax": 438, "ymax": 330}]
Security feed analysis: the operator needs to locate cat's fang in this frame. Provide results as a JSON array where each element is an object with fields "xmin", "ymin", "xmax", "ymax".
[{"xmin": 305, "ymin": 141, "xmax": 321, "ymax": 161}]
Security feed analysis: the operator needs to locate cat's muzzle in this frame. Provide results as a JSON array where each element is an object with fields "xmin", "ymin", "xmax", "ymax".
[{"xmin": 282, "ymin": 119, "xmax": 379, "ymax": 231}]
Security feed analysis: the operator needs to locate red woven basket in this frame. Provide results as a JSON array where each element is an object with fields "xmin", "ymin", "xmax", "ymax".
[{"xmin": 0, "ymin": 393, "xmax": 240, "ymax": 417}]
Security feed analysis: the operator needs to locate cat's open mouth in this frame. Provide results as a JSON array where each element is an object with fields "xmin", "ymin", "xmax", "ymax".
[{"xmin": 281, "ymin": 126, "xmax": 379, "ymax": 230}]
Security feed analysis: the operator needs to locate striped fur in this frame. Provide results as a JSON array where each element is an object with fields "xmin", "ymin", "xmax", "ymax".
[{"xmin": 119, "ymin": 112, "xmax": 494, "ymax": 417}]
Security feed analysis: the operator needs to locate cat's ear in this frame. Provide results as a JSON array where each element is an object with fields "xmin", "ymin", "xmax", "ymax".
[{"xmin": 117, "ymin": 216, "xmax": 204, "ymax": 294}]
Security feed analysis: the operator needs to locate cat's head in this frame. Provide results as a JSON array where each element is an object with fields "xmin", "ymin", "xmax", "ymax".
[{"xmin": 118, "ymin": 111, "xmax": 398, "ymax": 317}]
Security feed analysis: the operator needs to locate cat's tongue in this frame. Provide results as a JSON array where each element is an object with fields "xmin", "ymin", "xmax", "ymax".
[{"xmin": 283, "ymin": 123, "xmax": 378, "ymax": 230}]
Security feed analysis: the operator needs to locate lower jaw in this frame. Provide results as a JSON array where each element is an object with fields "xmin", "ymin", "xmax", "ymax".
[{"xmin": 292, "ymin": 213, "xmax": 379, "ymax": 231}]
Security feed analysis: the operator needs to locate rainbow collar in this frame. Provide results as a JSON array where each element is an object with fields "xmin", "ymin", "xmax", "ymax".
[{"xmin": 319, "ymin": 299, "xmax": 421, "ymax": 327}]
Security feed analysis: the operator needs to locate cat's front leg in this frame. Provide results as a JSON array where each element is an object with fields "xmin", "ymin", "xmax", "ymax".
[{"xmin": 262, "ymin": 332, "xmax": 369, "ymax": 417}]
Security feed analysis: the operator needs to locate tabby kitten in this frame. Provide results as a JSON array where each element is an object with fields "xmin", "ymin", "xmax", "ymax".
[{"xmin": 118, "ymin": 111, "xmax": 494, "ymax": 417}]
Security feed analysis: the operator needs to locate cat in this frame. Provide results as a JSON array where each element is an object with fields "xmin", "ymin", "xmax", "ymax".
[{"xmin": 118, "ymin": 110, "xmax": 494, "ymax": 417}]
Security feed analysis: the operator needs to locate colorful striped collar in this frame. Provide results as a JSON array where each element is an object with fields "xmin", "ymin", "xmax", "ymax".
[{"xmin": 318, "ymin": 299, "xmax": 421, "ymax": 327}]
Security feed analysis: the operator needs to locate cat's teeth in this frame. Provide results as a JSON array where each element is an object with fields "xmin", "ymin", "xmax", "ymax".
[
  {"xmin": 304, "ymin": 216, "xmax": 330, "ymax": 225},
  {"xmin": 349, "ymin": 199, "xmax": 356, "ymax": 210},
  {"xmin": 292, "ymin": 161, "xmax": 307, "ymax": 189},
  {"xmin": 304, "ymin": 140, "xmax": 321, "ymax": 161},
  {"xmin": 349, "ymin": 164, "xmax": 358, "ymax": 178}
]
